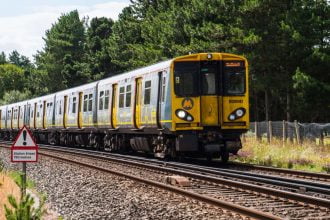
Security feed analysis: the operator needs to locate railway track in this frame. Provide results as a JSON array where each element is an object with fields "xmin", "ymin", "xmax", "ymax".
[{"xmin": 1, "ymin": 141, "xmax": 330, "ymax": 219}]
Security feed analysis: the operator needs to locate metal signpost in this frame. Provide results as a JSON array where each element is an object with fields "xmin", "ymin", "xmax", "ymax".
[{"xmin": 11, "ymin": 125, "xmax": 38, "ymax": 198}]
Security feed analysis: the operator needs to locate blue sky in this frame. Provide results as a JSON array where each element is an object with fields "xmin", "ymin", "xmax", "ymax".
[{"xmin": 0, "ymin": 0, "xmax": 130, "ymax": 60}]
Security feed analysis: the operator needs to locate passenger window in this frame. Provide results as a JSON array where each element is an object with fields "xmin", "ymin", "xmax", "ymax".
[
  {"xmin": 59, "ymin": 101, "xmax": 62, "ymax": 115},
  {"xmin": 119, "ymin": 87, "xmax": 125, "ymax": 108},
  {"xmin": 88, "ymin": 94, "xmax": 93, "ymax": 111},
  {"xmin": 144, "ymin": 81, "xmax": 151, "ymax": 105},
  {"xmin": 162, "ymin": 76, "xmax": 166, "ymax": 102},
  {"xmin": 104, "ymin": 90, "xmax": 110, "ymax": 110},
  {"xmin": 72, "ymin": 97, "xmax": 76, "ymax": 113},
  {"xmin": 99, "ymin": 91, "xmax": 104, "ymax": 110},
  {"xmin": 83, "ymin": 95, "xmax": 88, "ymax": 112},
  {"xmin": 126, "ymin": 85, "xmax": 131, "ymax": 107}
]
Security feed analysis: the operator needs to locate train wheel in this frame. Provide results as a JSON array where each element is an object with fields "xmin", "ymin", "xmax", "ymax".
[{"xmin": 220, "ymin": 151, "xmax": 229, "ymax": 163}]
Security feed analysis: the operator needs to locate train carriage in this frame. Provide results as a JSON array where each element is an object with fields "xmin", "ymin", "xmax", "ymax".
[{"xmin": 0, "ymin": 53, "xmax": 249, "ymax": 162}]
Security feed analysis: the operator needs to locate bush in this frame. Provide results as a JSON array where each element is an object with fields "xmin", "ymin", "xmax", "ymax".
[{"xmin": 4, "ymin": 194, "xmax": 46, "ymax": 220}]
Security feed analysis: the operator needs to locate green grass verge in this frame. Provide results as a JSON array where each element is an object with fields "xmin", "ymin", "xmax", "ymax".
[
  {"xmin": 235, "ymin": 136, "xmax": 330, "ymax": 173},
  {"xmin": 8, "ymin": 171, "xmax": 35, "ymax": 189}
]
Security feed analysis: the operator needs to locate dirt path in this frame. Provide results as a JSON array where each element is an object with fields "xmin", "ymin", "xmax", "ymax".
[{"xmin": 0, "ymin": 173, "xmax": 21, "ymax": 220}]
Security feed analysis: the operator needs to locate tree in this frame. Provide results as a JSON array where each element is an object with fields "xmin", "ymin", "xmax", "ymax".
[
  {"xmin": 0, "ymin": 52, "xmax": 6, "ymax": 64},
  {"xmin": 85, "ymin": 17, "xmax": 114, "ymax": 79},
  {"xmin": 36, "ymin": 10, "xmax": 88, "ymax": 92},
  {"xmin": 0, "ymin": 64, "xmax": 25, "ymax": 98},
  {"xmin": 0, "ymin": 90, "xmax": 32, "ymax": 105}
]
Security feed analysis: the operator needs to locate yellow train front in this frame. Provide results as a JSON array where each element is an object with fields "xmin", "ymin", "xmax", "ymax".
[{"xmin": 169, "ymin": 53, "xmax": 249, "ymax": 162}]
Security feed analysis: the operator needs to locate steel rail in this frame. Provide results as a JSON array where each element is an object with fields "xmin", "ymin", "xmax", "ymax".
[
  {"xmin": 1, "ymin": 141, "xmax": 330, "ymax": 208},
  {"xmin": 39, "ymin": 151, "xmax": 280, "ymax": 220},
  {"xmin": 230, "ymin": 161, "xmax": 330, "ymax": 180},
  {"xmin": 32, "ymin": 146, "xmax": 330, "ymax": 208}
]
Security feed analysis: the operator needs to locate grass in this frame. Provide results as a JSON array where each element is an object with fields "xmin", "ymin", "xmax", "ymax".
[
  {"xmin": 7, "ymin": 171, "xmax": 35, "ymax": 189},
  {"xmin": 235, "ymin": 135, "xmax": 330, "ymax": 173}
]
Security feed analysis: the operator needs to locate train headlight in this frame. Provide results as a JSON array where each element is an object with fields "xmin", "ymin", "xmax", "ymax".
[
  {"xmin": 175, "ymin": 109, "xmax": 194, "ymax": 122},
  {"xmin": 236, "ymin": 109, "xmax": 244, "ymax": 117},
  {"xmin": 229, "ymin": 114, "xmax": 236, "ymax": 121},
  {"xmin": 228, "ymin": 108, "xmax": 246, "ymax": 121},
  {"xmin": 177, "ymin": 110, "xmax": 186, "ymax": 119}
]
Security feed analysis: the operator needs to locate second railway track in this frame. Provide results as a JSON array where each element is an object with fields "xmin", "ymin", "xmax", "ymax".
[{"xmin": 1, "ymin": 141, "xmax": 330, "ymax": 219}]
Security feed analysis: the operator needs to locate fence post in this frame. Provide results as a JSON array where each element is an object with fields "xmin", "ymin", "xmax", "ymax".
[
  {"xmin": 320, "ymin": 130, "xmax": 324, "ymax": 146},
  {"xmin": 268, "ymin": 121, "xmax": 272, "ymax": 143},
  {"xmin": 282, "ymin": 120, "xmax": 287, "ymax": 146},
  {"xmin": 294, "ymin": 120, "xmax": 301, "ymax": 145},
  {"xmin": 255, "ymin": 121, "xmax": 260, "ymax": 141}
]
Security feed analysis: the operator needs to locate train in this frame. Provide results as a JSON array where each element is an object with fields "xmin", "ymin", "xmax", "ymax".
[{"xmin": 0, "ymin": 53, "xmax": 249, "ymax": 162}]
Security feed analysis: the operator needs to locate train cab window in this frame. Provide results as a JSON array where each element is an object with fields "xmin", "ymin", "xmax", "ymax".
[
  {"xmin": 125, "ymin": 85, "xmax": 132, "ymax": 107},
  {"xmin": 161, "ymin": 76, "xmax": 166, "ymax": 102},
  {"xmin": 174, "ymin": 61, "xmax": 199, "ymax": 97},
  {"xmin": 99, "ymin": 91, "xmax": 104, "ymax": 110},
  {"xmin": 104, "ymin": 90, "xmax": 110, "ymax": 109},
  {"xmin": 224, "ymin": 61, "xmax": 245, "ymax": 95},
  {"xmin": 88, "ymin": 94, "xmax": 93, "ymax": 111},
  {"xmin": 201, "ymin": 61, "xmax": 217, "ymax": 95},
  {"xmin": 119, "ymin": 86, "xmax": 125, "ymax": 108},
  {"xmin": 72, "ymin": 97, "xmax": 77, "ymax": 113},
  {"xmin": 144, "ymin": 81, "xmax": 151, "ymax": 105}
]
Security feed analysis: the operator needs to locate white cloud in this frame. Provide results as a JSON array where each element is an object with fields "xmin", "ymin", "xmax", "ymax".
[{"xmin": 0, "ymin": 1, "xmax": 129, "ymax": 61}]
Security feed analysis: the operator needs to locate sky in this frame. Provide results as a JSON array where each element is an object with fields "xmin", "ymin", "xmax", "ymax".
[{"xmin": 0, "ymin": 0, "xmax": 130, "ymax": 60}]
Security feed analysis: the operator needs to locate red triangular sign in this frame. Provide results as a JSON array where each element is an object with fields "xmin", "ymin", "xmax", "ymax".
[{"xmin": 12, "ymin": 125, "xmax": 38, "ymax": 148}]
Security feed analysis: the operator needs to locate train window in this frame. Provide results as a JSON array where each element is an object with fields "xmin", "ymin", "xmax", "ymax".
[
  {"xmin": 88, "ymin": 94, "xmax": 93, "ymax": 111},
  {"xmin": 59, "ymin": 101, "xmax": 62, "ymax": 115},
  {"xmin": 162, "ymin": 76, "xmax": 166, "ymax": 102},
  {"xmin": 201, "ymin": 61, "xmax": 217, "ymax": 95},
  {"xmin": 83, "ymin": 95, "xmax": 88, "ymax": 112},
  {"xmin": 144, "ymin": 80, "xmax": 151, "ymax": 105},
  {"xmin": 174, "ymin": 61, "xmax": 199, "ymax": 97},
  {"xmin": 99, "ymin": 91, "xmax": 104, "ymax": 110},
  {"xmin": 125, "ymin": 85, "xmax": 131, "ymax": 107},
  {"xmin": 104, "ymin": 90, "xmax": 110, "ymax": 109},
  {"xmin": 72, "ymin": 97, "xmax": 77, "ymax": 113},
  {"xmin": 224, "ymin": 64, "xmax": 245, "ymax": 95},
  {"xmin": 119, "ymin": 86, "xmax": 125, "ymax": 108}
]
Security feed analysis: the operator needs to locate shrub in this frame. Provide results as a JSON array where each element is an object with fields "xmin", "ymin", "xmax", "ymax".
[{"xmin": 4, "ymin": 194, "xmax": 46, "ymax": 220}]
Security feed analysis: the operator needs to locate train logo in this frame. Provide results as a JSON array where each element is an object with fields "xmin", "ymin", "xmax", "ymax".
[{"xmin": 182, "ymin": 98, "xmax": 194, "ymax": 110}]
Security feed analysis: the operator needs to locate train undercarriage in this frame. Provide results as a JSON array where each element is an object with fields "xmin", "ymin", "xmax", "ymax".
[{"xmin": 0, "ymin": 128, "xmax": 243, "ymax": 163}]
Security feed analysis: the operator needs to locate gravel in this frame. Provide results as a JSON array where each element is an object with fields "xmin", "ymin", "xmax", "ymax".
[{"xmin": 0, "ymin": 148, "xmax": 248, "ymax": 219}]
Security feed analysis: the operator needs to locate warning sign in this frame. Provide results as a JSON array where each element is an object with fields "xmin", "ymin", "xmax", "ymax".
[
  {"xmin": 12, "ymin": 126, "xmax": 37, "ymax": 147},
  {"xmin": 11, "ymin": 149, "xmax": 37, "ymax": 162},
  {"xmin": 11, "ymin": 125, "xmax": 38, "ymax": 163}
]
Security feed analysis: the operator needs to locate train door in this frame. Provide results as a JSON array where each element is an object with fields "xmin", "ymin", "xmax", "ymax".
[
  {"xmin": 111, "ymin": 84, "xmax": 118, "ymax": 128},
  {"xmin": 23, "ymin": 105, "xmax": 27, "ymax": 127},
  {"xmin": 10, "ymin": 107, "xmax": 13, "ymax": 129},
  {"xmin": 134, "ymin": 78, "xmax": 142, "ymax": 129},
  {"xmin": 33, "ymin": 103, "xmax": 37, "ymax": 129},
  {"xmin": 43, "ymin": 101, "xmax": 46, "ymax": 129},
  {"xmin": 200, "ymin": 61, "xmax": 219, "ymax": 126},
  {"xmin": 78, "ymin": 92, "xmax": 83, "ymax": 128},
  {"xmin": 156, "ymin": 72, "xmax": 163, "ymax": 129},
  {"xmin": 63, "ymin": 96, "xmax": 68, "ymax": 128}
]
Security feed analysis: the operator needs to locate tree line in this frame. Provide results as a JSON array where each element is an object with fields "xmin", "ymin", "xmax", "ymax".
[{"xmin": 0, "ymin": 0, "xmax": 329, "ymax": 122}]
